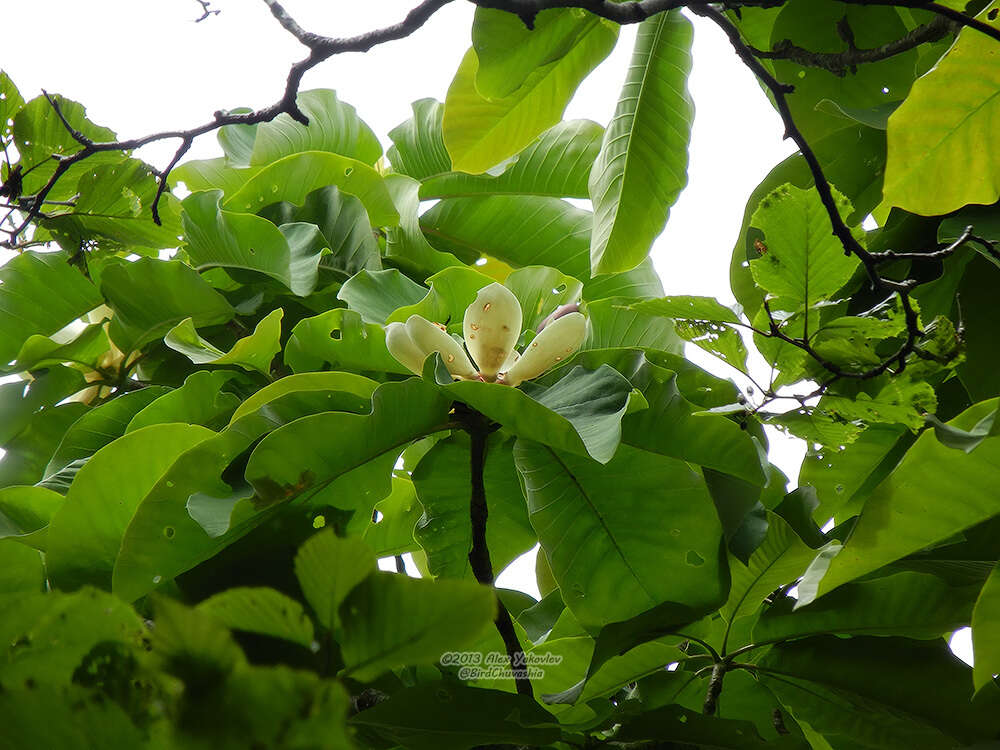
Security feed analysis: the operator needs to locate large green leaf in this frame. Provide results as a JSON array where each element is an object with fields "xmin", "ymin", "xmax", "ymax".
[
  {"xmin": 589, "ymin": 11, "xmax": 694, "ymax": 275},
  {"xmin": 973, "ymin": 562, "xmax": 1000, "ymax": 692},
  {"xmin": 443, "ymin": 20, "xmax": 617, "ymax": 174},
  {"xmin": 164, "ymin": 309, "xmax": 282, "ymax": 375},
  {"xmin": 40, "ymin": 158, "xmax": 183, "ymax": 251},
  {"xmin": 622, "ymin": 366, "xmax": 766, "ymax": 485},
  {"xmin": 45, "ymin": 423, "xmax": 215, "ymax": 590},
  {"xmin": 420, "ymin": 195, "xmax": 592, "ymax": 279},
  {"xmin": 754, "ymin": 571, "xmax": 977, "ymax": 644},
  {"xmin": 411, "ymin": 433, "xmax": 535, "ymax": 579},
  {"xmin": 259, "ymin": 185, "xmax": 382, "ymax": 280},
  {"xmin": 723, "ymin": 513, "xmax": 815, "ymax": 626},
  {"xmin": 339, "ymin": 573, "xmax": 496, "ymax": 680},
  {"xmin": 749, "ymin": 184, "xmax": 862, "ymax": 312},
  {"xmin": 0, "ymin": 251, "xmax": 102, "ymax": 365},
  {"xmin": 350, "ymin": 682, "xmax": 559, "ymax": 750},
  {"xmin": 112, "ymin": 375, "xmax": 378, "ymax": 601},
  {"xmin": 384, "ymin": 174, "xmax": 464, "ymax": 279},
  {"xmin": 583, "ymin": 257, "xmax": 664, "ymax": 301},
  {"xmin": 583, "ymin": 298, "xmax": 683, "ymax": 353},
  {"xmin": 387, "ymin": 98, "xmax": 452, "ymax": 180},
  {"xmin": 11, "ymin": 93, "xmax": 120, "ymax": 199},
  {"xmin": 125, "ymin": 371, "xmax": 240, "ymax": 433},
  {"xmin": 0, "ymin": 402, "xmax": 87, "ymax": 490},
  {"xmin": 294, "ymin": 529, "xmax": 376, "ymax": 631},
  {"xmin": 439, "ymin": 363, "xmax": 634, "ymax": 463},
  {"xmin": 223, "ymin": 151, "xmax": 398, "ymax": 226},
  {"xmin": 422, "ymin": 119, "xmax": 601, "ymax": 200},
  {"xmin": 284, "ymin": 308, "xmax": 409, "ymax": 375},
  {"xmin": 182, "ymin": 191, "xmax": 329, "ymax": 296},
  {"xmin": 100, "ymin": 257, "xmax": 235, "ymax": 353},
  {"xmin": 386, "ymin": 265, "xmax": 493, "ymax": 325},
  {"xmin": 758, "ymin": 636, "xmax": 1000, "ymax": 749},
  {"xmin": 248, "ymin": 89, "xmax": 382, "ymax": 166},
  {"xmin": 244, "ymin": 379, "xmax": 452, "ymax": 505},
  {"xmin": 337, "ymin": 268, "xmax": 428, "ymax": 324},
  {"xmin": 767, "ymin": 1, "xmax": 921, "ymax": 142},
  {"xmin": 882, "ymin": 2, "xmax": 1000, "ymax": 214},
  {"xmin": 615, "ymin": 702, "xmax": 806, "ymax": 749},
  {"xmin": 473, "ymin": 7, "xmax": 608, "ymax": 97},
  {"xmin": 514, "ymin": 439, "xmax": 727, "ymax": 631},
  {"xmin": 197, "ymin": 586, "xmax": 315, "ymax": 648},
  {"xmin": 0, "ymin": 485, "xmax": 65, "ymax": 546},
  {"xmin": 5, "ymin": 322, "xmax": 109, "ymax": 375},
  {"xmin": 0, "ymin": 588, "xmax": 145, "ymax": 690},
  {"xmin": 798, "ymin": 399, "xmax": 1000, "ymax": 605}
]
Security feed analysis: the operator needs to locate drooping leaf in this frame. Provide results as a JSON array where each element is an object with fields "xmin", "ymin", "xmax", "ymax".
[
  {"xmin": 798, "ymin": 399, "xmax": 1000, "ymax": 605},
  {"xmin": 165, "ymin": 309, "xmax": 282, "ymax": 375},
  {"xmin": 182, "ymin": 191, "xmax": 330, "ymax": 296},
  {"xmin": 387, "ymin": 98, "xmax": 451, "ymax": 180},
  {"xmin": 100, "ymin": 257, "xmax": 235, "ymax": 353},
  {"xmin": 589, "ymin": 11, "xmax": 695, "ymax": 275},
  {"xmin": 197, "ymin": 586, "xmax": 315, "ymax": 648},
  {"xmin": 259, "ymin": 185, "xmax": 382, "ymax": 280}
]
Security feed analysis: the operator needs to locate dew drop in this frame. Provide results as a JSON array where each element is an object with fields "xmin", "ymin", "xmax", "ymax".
[{"xmin": 152, "ymin": 575, "xmax": 162, "ymax": 584}]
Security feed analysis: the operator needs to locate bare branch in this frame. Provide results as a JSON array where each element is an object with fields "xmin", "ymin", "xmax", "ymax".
[
  {"xmin": 751, "ymin": 15, "xmax": 956, "ymax": 76},
  {"xmin": 194, "ymin": 0, "xmax": 221, "ymax": 23}
]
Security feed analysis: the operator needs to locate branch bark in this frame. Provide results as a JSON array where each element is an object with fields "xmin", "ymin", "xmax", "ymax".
[{"xmin": 464, "ymin": 409, "xmax": 533, "ymax": 697}]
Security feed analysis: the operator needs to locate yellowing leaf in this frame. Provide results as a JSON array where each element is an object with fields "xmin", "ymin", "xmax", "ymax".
[{"xmin": 883, "ymin": 2, "xmax": 1000, "ymax": 214}]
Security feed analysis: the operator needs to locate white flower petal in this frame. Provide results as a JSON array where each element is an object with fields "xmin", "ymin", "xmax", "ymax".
[
  {"xmin": 501, "ymin": 312, "xmax": 586, "ymax": 386},
  {"xmin": 385, "ymin": 322, "xmax": 426, "ymax": 376},
  {"xmin": 404, "ymin": 315, "xmax": 478, "ymax": 380},
  {"xmin": 463, "ymin": 283, "xmax": 522, "ymax": 379}
]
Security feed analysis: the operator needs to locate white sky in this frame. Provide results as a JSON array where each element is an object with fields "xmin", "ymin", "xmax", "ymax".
[{"xmin": 3, "ymin": 1, "xmax": 824, "ymax": 603}]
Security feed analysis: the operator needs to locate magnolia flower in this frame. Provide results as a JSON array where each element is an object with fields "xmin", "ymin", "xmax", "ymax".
[{"xmin": 385, "ymin": 283, "xmax": 587, "ymax": 386}]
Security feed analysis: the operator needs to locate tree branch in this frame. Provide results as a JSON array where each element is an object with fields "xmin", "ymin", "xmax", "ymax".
[
  {"xmin": 751, "ymin": 15, "xmax": 955, "ymax": 76},
  {"xmin": 460, "ymin": 405, "xmax": 533, "ymax": 697}
]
